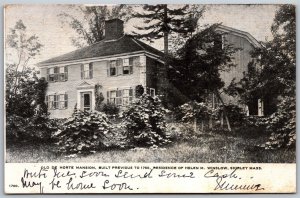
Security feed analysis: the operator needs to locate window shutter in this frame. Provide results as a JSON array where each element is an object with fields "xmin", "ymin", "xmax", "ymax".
[
  {"xmin": 81, "ymin": 64, "xmax": 84, "ymax": 79},
  {"xmin": 129, "ymin": 88, "xmax": 133, "ymax": 96},
  {"xmin": 53, "ymin": 95, "xmax": 57, "ymax": 109},
  {"xmin": 54, "ymin": 67, "xmax": 58, "ymax": 81},
  {"xmin": 116, "ymin": 89, "xmax": 119, "ymax": 97},
  {"xmin": 64, "ymin": 93, "xmax": 68, "ymax": 108},
  {"xmin": 129, "ymin": 57, "xmax": 134, "ymax": 65},
  {"xmin": 117, "ymin": 89, "xmax": 122, "ymax": 105},
  {"xmin": 64, "ymin": 66, "xmax": 68, "ymax": 81},
  {"xmin": 129, "ymin": 66, "xmax": 133, "ymax": 74},
  {"xmin": 89, "ymin": 63, "xmax": 93, "ymax": 79},
  {"xmin": 117, "ymin": 65, "xmax": 121, "ymax": 75}
]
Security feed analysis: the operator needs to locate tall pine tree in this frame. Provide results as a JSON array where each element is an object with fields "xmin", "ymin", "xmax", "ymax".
[
  {"xmin": 132, "ymin": 5, "xmax": 204, "ymax": 105},
  {"xmin": 133, "ymin": 4, "xmax": 204, "ymax": 55}
]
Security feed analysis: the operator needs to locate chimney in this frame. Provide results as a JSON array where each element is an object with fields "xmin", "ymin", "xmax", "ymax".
[{"xmin": 104, "ymin": 19, "xmax": 124, "ymax": 40}]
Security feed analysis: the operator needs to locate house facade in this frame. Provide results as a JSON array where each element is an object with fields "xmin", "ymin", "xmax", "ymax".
[
  {"xmin": 38, "ymin": 19, "xmax": 263, "ymax": 119},
  {"xmin": 38, "ymin": 19, "xmax": 164, "ymax": 118}
]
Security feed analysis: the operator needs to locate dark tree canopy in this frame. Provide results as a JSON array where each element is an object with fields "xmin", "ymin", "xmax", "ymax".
[{"xmin": 168, "ymin": 24, "xmax": 237, "ymax": 105}]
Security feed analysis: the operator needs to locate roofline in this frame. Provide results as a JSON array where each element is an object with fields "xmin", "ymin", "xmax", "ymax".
[
  {"xmin": 216, "ymin": 25, "xmax": 262, "ymax": 48},
  {"xmin": 37, "ymin": 50, "xmax": 164, "ymax": 67}
]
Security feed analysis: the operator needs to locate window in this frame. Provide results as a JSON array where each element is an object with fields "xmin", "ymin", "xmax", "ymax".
[
  {"xmin": 108, "ymin": 90, "xmax": 122, "ymax": 106},
  {"xmin": 107, "ymin": 57, "xmax": 134, "ymax": 76},
  {"xmin": 122, "ymin": 58, "xmax": 133, "ymax": 75},
  {"xmin": 46, "ymin": 93, "xmax": 68, "ymax": 110},
  {"xmin": 122, "ymin": 89, "xmax": 133, "ymax": 106},
  {"xmin": 81, "ymin": 63, "xmax": 93, "ymax": 79},
  {"xmin": 47, "ymin": 66, "xmax": 68, "ymax": 82},
  {"xmin": 59, "ymin": 94, "xmax": 68, "ymax": 109},
  {"xmin": 107, "ymin": 88, "xmax": 133, "ymax": 106},
  {"xmin": 109, "ymin": 90, "xmax": 116, "ymax": 104}
]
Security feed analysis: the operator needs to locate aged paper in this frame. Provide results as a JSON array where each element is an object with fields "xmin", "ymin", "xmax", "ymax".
[{"xmin": 4, "ymin": 4, "xmax": 296, "ymax": 194}]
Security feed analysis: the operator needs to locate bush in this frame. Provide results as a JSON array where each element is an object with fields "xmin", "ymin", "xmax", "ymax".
[
  {"xmin": 135, "ymin": 85, "xmax": 144, "ymax": 97},
  {"xmin": 220, "ymin": 103, "xmax": 247, "ymax": 127},
  {"xmin": 53, "ymin": 110, "xmax": 112, "ymax": 154},
  {"xmin": 102, "ymin": 103, "xmax": 120, "ymax": 116},
  {"xmin": 260, "ymin": 96, "xmax": 296, "ymax": 150},
  {"xmin": 166, "ymin": 122, "xmax": 196, "ymax": 141},
  {"xmin": 123, "ymin": 94, "xmax": 171, "ymax": 148},
  {"xmin": 6, "ymin": 113, "xmax": 57, "ymax": 143}
]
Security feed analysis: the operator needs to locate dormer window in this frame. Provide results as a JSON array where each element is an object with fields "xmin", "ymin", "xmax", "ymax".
[{"xmin": 81, "ymin": 63, "xmax": 93, "ymax": 79}]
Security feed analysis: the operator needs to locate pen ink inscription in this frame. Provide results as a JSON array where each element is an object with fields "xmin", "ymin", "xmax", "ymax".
[{"xmin": 204, "ymin": 169, "xmax": 264, "ymax": 191}]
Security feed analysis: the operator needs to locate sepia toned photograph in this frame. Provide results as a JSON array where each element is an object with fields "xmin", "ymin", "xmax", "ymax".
[
  {"xmin": 4, "ymin": 3, "xmax": 296, "ymax": 194},
  {"xmin": 4, "ymin": 4, "xmax": 296, "ymax": 164}
]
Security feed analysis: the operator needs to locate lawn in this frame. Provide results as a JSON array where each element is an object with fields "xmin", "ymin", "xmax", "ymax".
[{"xmin": 6, "ymin": 131, "xmax": 295, "ymax": 163}]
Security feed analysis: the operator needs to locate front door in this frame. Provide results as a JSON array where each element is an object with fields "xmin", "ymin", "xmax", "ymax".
[{"xmin": 81, "ymin": 92, "xmax": 92, "ymax": 111}]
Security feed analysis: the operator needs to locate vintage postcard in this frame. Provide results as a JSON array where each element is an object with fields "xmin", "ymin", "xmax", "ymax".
[{"xmin": 4, "ymin": 4, "xmax": 296, "ymax": 193}]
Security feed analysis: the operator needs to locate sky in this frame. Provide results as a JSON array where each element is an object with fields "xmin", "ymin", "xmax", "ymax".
[{"xmin": 4, "ymin": 4, "xmax": 279, "ymax": 66}]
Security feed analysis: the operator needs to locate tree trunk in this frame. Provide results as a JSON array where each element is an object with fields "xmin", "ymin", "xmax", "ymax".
[
  {"xmin": 220, "ymin": 111, "xmax": 224, "ymax": 128},
  {"xmin": 161, "ymin": 4, "xmax": 169, "ymax": 105},
  {"xmin": 163, "ymin": 5, "xmax": 169, "ymax": 56},
  {"xmin": 209, "ymin": 116, "xmax": 212, "ymax": 129},
  {"xmin": 193, "ymin": 117, "xmax": 197, "ymax": 133},
  {"xmin": 215, "ymin": 90, "xmax": 232, "ymax": 132}
]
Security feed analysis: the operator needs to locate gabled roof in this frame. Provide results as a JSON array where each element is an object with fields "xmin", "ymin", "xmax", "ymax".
[
  {"xmin": 216, "ymin": 25, "xmax": 262, "ymax": 48},
  {"xmin": 37, "ymin": 35, "xmax": 164, "ymax": 66}
]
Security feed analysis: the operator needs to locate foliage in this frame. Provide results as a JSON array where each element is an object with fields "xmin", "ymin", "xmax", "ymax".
[
  {"xmin": 6, "ymin": 20, "xmax": 46, "ymax": 118},
  {"xmin": 5, "ymin": 20, "xmax": 52, "ymax": 142},
  {"xmin": 132, "ymin": 4, "xmax": 205, "ymax": 54},
  {"xmin": 123, "ymin": 94, "xmax": 171, "ymax": 147},
  {"xmin": 168, "ymin": 24, "xmax": 237, "ymax": 105},
  {"xmin": 225, "ymin": 5, "xmax": 296, "ymax": 149},
  {"xmin": 260, "ymin": 96, "xmax": 296, "ymax": 149},
  {"xmin": 102, "ymin": 103, "xmax": 120, "ymax": 116},
  {"xmin": 6, "ymin": 74, "xmax": 48, "ymax": 118},
  {"xmin": 135, "ymin": 85, "xmax": 144, "ymax": 97},
  {"xmin": 58, "ymin": 5, "xmax": 133, "ymax": 48},
  {"xmin": 94, "ymin": 83, "xmax": 104, "ymax": 111},
  {"xmin": 53, "ymin": 110, "xmax": 112, "ymax": 154},
  {"xmin": 6, "ymin": 113, "xmax": 57, "ymax": 142},
  {"xmin": 166, "ymin": 122, "xmax": 197, "ymax": 141},
  {"xmin": 221, "ymin": 104, "xmax": 246, "ymax": 127},
  {"xmin": 6, "ymin": 20, "xmax": 43, "ymax": 98},
  {"xmin": 179, "ymin": 101, "xmax": 215, "ymax": 123},
  {"xmin": 177, "ymin": 101, "xmax": 247, "ymax": 131}
]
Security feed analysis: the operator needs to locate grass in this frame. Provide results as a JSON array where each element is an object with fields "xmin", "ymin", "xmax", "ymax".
[{"xmin": 6, "ymin": 130, "xmax": 295, "ymax": 163}]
